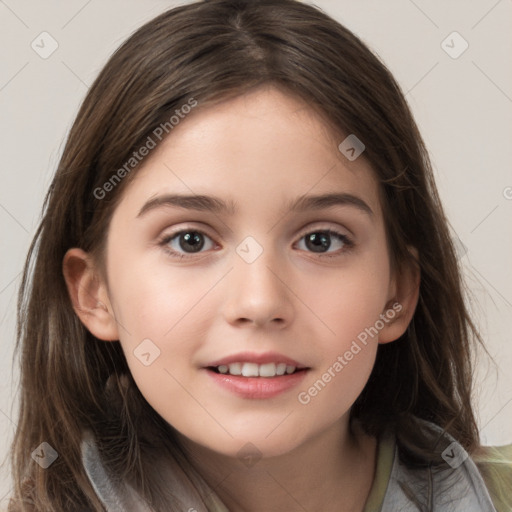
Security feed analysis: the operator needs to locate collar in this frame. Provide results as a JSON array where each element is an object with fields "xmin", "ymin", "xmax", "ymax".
[{"xmin": 366, "ymin": 421, "xmax": 497, "ymax": 512}]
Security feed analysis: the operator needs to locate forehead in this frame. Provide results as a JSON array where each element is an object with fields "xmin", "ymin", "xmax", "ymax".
[{"xmin": 114, "ymin": 86, "xmax": 382, "ymax": 220}]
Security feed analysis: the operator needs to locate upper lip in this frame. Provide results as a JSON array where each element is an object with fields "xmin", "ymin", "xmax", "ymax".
[{"xmin": 205, "ymin": 351, "xmax": 308, "ymax": 369}]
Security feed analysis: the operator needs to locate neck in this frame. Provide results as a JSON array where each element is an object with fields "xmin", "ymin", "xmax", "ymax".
[{"xmin": 176, "ymin": 419, "xmax": 377, "ymax": 512}]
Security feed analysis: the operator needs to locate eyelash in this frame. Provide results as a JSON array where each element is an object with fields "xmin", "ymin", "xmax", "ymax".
[{"xmin": 158, "ymin": 226, "xmax": 354, "ymax": 261}]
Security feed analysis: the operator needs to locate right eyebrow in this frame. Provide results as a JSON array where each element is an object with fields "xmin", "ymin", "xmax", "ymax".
[{"xmin": 137, "ymin": 194, "xmax": 237, "ymax": 218}]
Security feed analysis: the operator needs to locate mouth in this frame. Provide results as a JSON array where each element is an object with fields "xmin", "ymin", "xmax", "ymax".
[{"xmin": 202, "ymin": 356, "xmax": 311, "ymax": 399}]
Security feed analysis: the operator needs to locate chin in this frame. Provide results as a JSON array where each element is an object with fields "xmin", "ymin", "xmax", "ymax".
[{"xmin": 188, "ymin": 430, "xmax": 306, "ymax": 462}]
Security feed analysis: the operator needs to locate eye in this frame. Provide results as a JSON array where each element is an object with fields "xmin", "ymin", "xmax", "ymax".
[
  {"xmin": 159, "ymin": 227, "xmax": 353, "ymax": 261},
  {"xmin": 295, "ymin": 229, "xmax": 353, "ymax": 258},
  {"xmin": 159, "ymin": 229, "xmax": 216, "ymax": 259}
]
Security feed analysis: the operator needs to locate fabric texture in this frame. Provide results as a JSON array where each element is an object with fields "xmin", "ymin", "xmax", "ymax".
[
  {"xmin": 474, "ymin": 444, "xmax": 512, "ymax": 512},
  {"xmin": 81, "ymin": 421, "xmax": 511, "ymax": 511}
]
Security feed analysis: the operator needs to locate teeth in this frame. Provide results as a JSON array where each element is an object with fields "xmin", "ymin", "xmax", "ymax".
[
  {"xmin": 276, "ymin": 363, "xmax": 287, "ymax": 376},
  {"xmin": 259, "ymin": 363, "xmax": 276, "ymax": 377},
  {"xmin": 228, "ymin": 362, "xmax": 242, "ymax": 375},
  {"xmin": 214, "ymin": 362, "xmax": 299, "ymax": 377},
  {"xmin": 241, "ymin": 363, "xmax": 259, "ymax": 377}
]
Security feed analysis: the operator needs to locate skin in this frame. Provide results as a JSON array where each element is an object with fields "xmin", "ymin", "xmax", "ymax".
[{"xmin": 64, "ymin": 86, "xmax": 419, "ymax": 512}]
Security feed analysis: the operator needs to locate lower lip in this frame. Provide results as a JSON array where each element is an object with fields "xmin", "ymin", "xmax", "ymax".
[{"xmin": 204, "ymin": 368, "xmax": 309, "ymax": 399}]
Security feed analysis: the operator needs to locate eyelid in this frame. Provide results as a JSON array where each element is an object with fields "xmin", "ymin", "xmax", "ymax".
[
  {"xmin": 295, "ymin": 222, "xmax": 351, "ymax": 239},
  {"xmin": 159, "ymin": 221, "xmax": 351, "ymax": 244},
  {"xmin": 157, "ymin": 222, "xmax": 218, "ymax": 244}
]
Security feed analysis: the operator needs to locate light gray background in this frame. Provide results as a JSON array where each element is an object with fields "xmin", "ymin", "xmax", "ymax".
[{"xmin": 1, "ymin": 0, "xmax": 511, "ymax": 506}]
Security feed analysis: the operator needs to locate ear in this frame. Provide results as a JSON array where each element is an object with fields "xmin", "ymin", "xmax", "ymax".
[
  {"xmin": 62, "ymin": 248, "xmax": 119, "ymax": 341},
  {"xmin": 379, "ymin": 246, "xmax": 420, "ymax": 344}
]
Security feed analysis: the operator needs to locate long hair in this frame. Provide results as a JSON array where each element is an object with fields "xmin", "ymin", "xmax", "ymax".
[{"xmin": 9, "ymin": 0, "xmax": 483, "ymax": 509}]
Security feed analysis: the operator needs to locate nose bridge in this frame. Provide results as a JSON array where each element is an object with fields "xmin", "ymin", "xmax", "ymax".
[{"xmin": 225, "ymin": 234, "xmax": 293, "ymax": 326}]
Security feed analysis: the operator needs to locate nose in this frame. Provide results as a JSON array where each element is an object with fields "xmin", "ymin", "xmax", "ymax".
[{"xmin": 223, "ymin": 248, "xmax": 294, "ymax": 329}]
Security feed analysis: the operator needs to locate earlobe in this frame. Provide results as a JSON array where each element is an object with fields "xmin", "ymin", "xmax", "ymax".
[
  {"xmin": 62, "ymin": 248, "xmax": 119, "ymax": 341},
  {"xmin": 379, "ymin": 247, "xmax": 420, "ymax": 344}
]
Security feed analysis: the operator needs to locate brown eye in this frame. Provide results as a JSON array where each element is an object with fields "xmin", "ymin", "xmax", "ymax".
[
  {"xmin": 160, "ymin": 229, "xmax": 216, "ymax": 259},
  {"xmin": 296, "ymin": 230, "xmax": 353, "ymax": 258}
]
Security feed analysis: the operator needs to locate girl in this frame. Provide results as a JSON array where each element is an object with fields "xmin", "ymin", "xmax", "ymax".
[{"xmin": 8, "ymin": 0, "xmax": 511, "ymax": 510}]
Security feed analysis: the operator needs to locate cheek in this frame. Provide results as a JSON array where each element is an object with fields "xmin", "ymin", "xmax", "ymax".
[
  {"xmin": 298, "ymin": 257, "xmax": 391, "ymax": 346},
  {"xmin": 106, "ymin": 251, "xmax": 218, "ymax": 385},
  {"xmin": 107, "ymin": 249, "xmax": 212, "ymax": 339},
  {"xmin": 292, "ymin": 252, "xmax": 390, "ymax": 410}
]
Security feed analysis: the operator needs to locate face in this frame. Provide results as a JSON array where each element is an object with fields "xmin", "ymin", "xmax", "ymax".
[{"xmin": 82, "ymin": 87, "xmax": 404, "ymax": 459}]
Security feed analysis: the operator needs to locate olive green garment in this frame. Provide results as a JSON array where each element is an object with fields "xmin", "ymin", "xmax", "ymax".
[{"xmin": 362, "ymin": 427, "xmax": 512, "ymax": 512}]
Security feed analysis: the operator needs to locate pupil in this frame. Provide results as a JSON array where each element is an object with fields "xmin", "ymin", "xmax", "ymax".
[
  {"xmin": 306, "ymin": 232, "xmax": 330, "ymax": 252},
  {"xmin": 180, "ymin": 232, "xmax": 204, "ymax": 253}
]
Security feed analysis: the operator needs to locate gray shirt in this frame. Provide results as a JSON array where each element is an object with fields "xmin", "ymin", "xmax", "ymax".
[{"xmin": 81, "ymin": 420, "xmax": 499, "ymax": 511}]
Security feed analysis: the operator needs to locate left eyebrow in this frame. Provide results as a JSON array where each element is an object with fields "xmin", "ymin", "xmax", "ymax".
[
  {"xmin": 286, "ymin": 193, "xmax": 373, "ymax": 217},
  {"xmin": 136, "ymin": 192, "xmax": 374, "ymax": 218}
]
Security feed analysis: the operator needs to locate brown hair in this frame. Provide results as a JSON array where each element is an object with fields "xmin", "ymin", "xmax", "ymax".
[{"xmin": 9, "ymin": 0, "xmax": 483, "ymax": 509}]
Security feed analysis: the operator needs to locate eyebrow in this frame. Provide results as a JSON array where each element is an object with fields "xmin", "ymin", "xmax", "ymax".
[{"xmin": 136, "ymin": 192, "xmax": 373, "ymax": 218}]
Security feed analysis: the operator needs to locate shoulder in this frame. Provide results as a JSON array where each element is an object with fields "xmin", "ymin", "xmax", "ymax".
[
  {"xmin": 472, "ymin": 443, "xmax": 512, "ymax": 512},
  {"xmin": 382, "ymin": 419, "xmax": 508, "ymax": 511}
]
